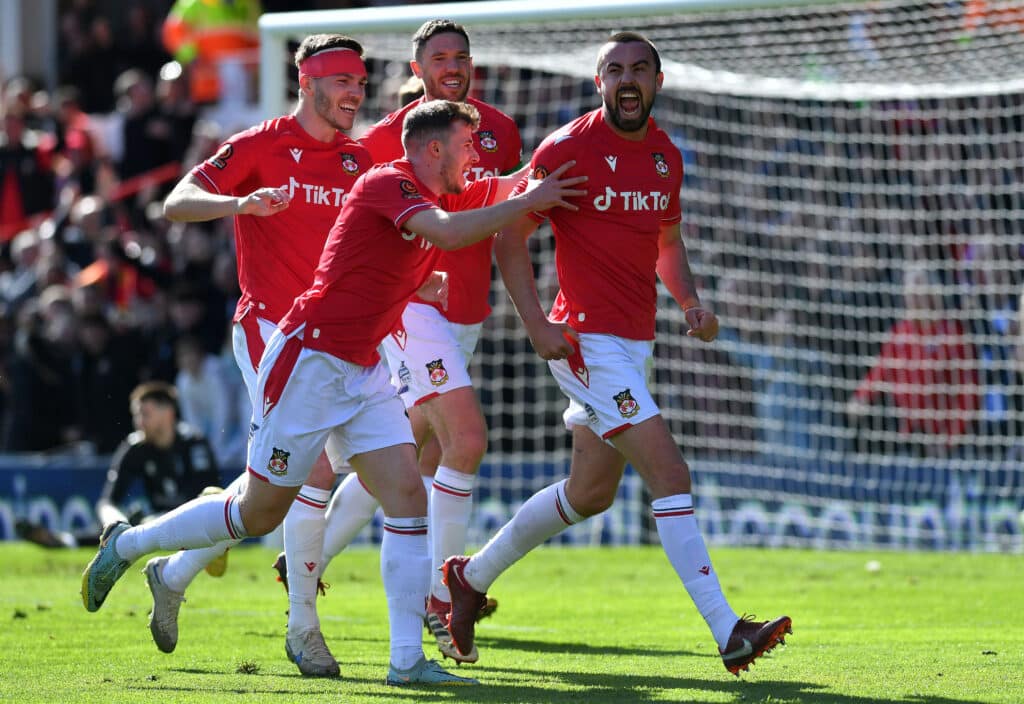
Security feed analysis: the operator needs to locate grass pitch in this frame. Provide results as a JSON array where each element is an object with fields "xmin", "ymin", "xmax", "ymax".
[{"xmin": 0, "ymin": 542, "xmax": 1021, "ymax": 703}]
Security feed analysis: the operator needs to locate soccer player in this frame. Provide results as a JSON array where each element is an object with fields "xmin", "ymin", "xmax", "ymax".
[
  {"xmin": 275, "ymin": 18, "xmax": 523, "ymax": 664},
  {"xmin": 81, "ymin": 99, "xmax": 586, "ymax": 686},
  {"xmin": 443, "ymin": 32, "xmax": 793, "ymax": 677},
  {"xmin": 150, "ymin": 34, "xmax": 373, "ymax": 676}
]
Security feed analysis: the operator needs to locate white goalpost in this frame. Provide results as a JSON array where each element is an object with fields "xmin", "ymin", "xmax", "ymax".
[{"xmin": 259, "ymin": 0, "xmax": 1024, "ymax": 551}]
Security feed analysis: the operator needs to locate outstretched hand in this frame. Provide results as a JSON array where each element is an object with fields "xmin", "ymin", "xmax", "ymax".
[
  {"xmin": 237, "ymin": 188, "xmax": 291, "ymax": 217},
  {"xmin": 520, "ymin": 161, "xmax": 587, "ymax": 213},
  {"xmin": 685, "ymin": 306, "xmax": 719, "ymax": 342}
]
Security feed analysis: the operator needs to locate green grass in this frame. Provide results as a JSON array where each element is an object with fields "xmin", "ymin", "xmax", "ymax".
[{"xmin": 0, "ymin": 543, "xmax": 1021, "ymax": 703}]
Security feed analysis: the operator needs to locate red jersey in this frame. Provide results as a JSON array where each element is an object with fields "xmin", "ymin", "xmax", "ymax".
[
  {"xmin": 359, "ymin": 96, "xmax": 522, "ymax": 324},
  {"xmin": 191, "ymin": 115, "xmax": 372, "ymax": 325},
  {"xmin": 853, "ymin": 318, "xmax": 980, "ymax": 440},
  {"xmin": 279, "ymin": 159, "xmax": 498, "ymax": 366},
  {"xmin": 522, "ymin": 109, "xmax": 683, "ymax": 340}
]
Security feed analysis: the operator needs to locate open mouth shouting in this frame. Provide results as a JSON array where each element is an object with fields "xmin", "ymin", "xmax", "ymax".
[{"xmin": 617, "ymin": 88, "xmax": 642, "ymax": 118}]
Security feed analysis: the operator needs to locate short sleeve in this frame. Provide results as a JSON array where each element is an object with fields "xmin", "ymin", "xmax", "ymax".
[
  {"xmin": 191, "ymin": 131, "xmax": 257, "ymax": 196},
  {"xmin": 361, "ymin": 168, "xmax": 436, "ymax": 229}
]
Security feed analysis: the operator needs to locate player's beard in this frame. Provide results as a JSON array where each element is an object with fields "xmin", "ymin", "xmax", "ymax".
[
  {"xmin": 605, "ymin": 89, "xmax": 653, "ymax": 134},
  {"xmin": 313, "ymin": 85, "xmax": 352, "ymax": 132},
  {"xmin": 424, "ymin": 72, "xmax": 469, "ymax": 102}
]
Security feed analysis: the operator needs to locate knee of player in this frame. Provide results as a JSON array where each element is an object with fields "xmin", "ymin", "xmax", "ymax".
[
  {"xmin": 646, "ymin": 460, "xmax": 693, "ymax": 497},
  {"xmin": 444, "ymin": 432, "xmax": 488, "ymax": 470},
  {"xmin": 237, "ymin": 501, "xmax": 288, "ymax": 537},
  {"xmin": 569, "ymin": 484, "xmax": 617, "ymax": 517}
]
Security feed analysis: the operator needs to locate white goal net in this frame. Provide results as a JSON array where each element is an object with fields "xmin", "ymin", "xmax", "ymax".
[{"xmin": 260, "ymin": 0, "xmax": 1024, "ymax": 551}]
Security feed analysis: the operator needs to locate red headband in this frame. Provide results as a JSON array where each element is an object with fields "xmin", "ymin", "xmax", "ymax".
[{"xmin": 299, "ymin": 48, "xmax": 367, "ymax": 79}]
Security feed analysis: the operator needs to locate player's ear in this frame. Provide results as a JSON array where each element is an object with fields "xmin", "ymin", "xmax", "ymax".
[
  {"xmin": 410, "ymin": 59, "xmax": 423, "ymax": 79},
  {"xmin": 298, "ymin": 74, "xmax": 314, "ymax": 97},
  {"xmin": 656, "ymin": 71, "xmax": 664, "ymax": 90}
]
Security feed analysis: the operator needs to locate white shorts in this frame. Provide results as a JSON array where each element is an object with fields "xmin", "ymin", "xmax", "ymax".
[
  {"xmin": 232, "ymin": 312, "xmax": 278, "ymax": 404},
  {"xmin": 548, "ymin": 333, "xmax": 660, "ymax": 441},
  {"xmin": 380, "ymin": 302, "xmax": 481, "ymax": 409},
  {"xmin": 247, "ymin": 325, "xmax": 414, "ymax": 487}
]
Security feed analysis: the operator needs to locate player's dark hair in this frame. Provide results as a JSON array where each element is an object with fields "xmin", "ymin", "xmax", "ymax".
[
  {"xmin": 412, "ymin": 19, "xmax": 470, "ymax": 62},
  {"xmin": 402, "ymin": 99, "xmax": 480, "ymax": 151},
  {"xmin": 294, "ymin": 34, "xmax": 365, "ymax": 68},
  {"xmin": 599, "ymin": 31, "xmax": 662, "ymax": 74},
  {"xmin": 130, "ymin": 381, "xmax": 179, "ymax": 417}
]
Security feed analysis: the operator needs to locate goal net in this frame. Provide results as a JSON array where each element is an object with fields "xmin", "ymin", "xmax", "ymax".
[{"xmin": 259, "ymin": 0, "xmax": 1024, "ymax": 551}]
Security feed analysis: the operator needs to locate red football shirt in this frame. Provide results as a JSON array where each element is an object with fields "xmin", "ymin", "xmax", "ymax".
[
  {"xmin": 191, "ymin": 115, "xmax": 372, "ymax": 325},
  {"xmin": 359, "ymin": 96, "xmax": 522, "ymax": 324},
  {"xmin": 521, "ymin": 109, "xmax": 683, "ymax": 340},
  {"xmin": 279, "ymin": 159, "xmax": 498, "ymax": 366}
]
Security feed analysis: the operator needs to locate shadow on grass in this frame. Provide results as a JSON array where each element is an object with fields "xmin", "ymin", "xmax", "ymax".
[
  {"xmin": 476, "ymin": 633, "xmax": 696, "ymax": 658},
  {"xmin": 145, "ymin": 662, "xmax": 989, "ymax": 704}
]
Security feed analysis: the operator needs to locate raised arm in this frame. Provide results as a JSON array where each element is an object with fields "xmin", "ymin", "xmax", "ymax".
[
  {"xmin": 404, "ymin": 161, "xmax": 585, "ymax": 251},
  {"xmin": 163, "ymin": 173, "xmax": 291, "ymax": 222},
  {"xmin": 494, "ymin": 216, "xmax": 576, "ymax": 360},
  {"xmin": 656, "ymin": 221, "xmax": 719, "ymax": 342}
]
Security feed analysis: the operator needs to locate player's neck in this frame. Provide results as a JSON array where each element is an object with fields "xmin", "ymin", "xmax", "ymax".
[
  {"xmin": 292, "ymin": 105, "xmax": 339, "ymax": 143},
  {"xmin": 601, "ymin": 108, "xmax": 649, "ymax": 142}
]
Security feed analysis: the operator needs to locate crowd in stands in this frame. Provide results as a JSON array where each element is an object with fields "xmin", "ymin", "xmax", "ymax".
[{"xmin": 1, "ymin": 0, "xmax": 1021, "ymax": 467}]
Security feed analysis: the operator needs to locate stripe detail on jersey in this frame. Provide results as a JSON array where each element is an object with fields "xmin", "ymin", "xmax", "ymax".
[
  {"xmin": 652, "ymin": 505, "xmax": 694, "ymax": 520},
  {"xmin": 383, "ymin": 517, "xmax": 428, "ymax": 536},
  {"xmin": 238, "ymin": 307, "xmax": 264, "ymax": 372},
  {"xmin": 392, "ymin": 201, "xmax": 434, "ymax": 227},
  {"xmin": 261, "ymin": 335, "xmax": 303, "ymax": 419},
  {"xmin": 193, "ymin": 167, "xmax": 222, "ymax": 194},
  {"xmin": 432, "ymin": 479, "xmax": 473, "ymax": 499}
]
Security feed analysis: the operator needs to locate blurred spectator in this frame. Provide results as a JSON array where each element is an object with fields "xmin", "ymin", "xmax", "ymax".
[
  {"xmin": 74, "ymin": 311, "xmax": 143, "ymax": 453},
  {"xmin": 398, "ymin": 75, "xmax": 424, "ymax": 108},
  {"xmin": 61, "ymin": 15, "xmax": 121, "ymax": 114},
  {"xmin": 161, "ymin": 0, "xmax": 261, "ymax": 106},
  {"xmin": 720, "ymin": 307, "xmax": 838, "ymax": 466},
  {"xmin": 16, "ymin": 381, "xmax": 221, "ymax": 548},
  {"xmin": 118, "ymin": 5, "xmax": 174, "ymax": 82},
  {"xmin": 174, "ymin": 334, "xmax": 234, "ymax": 467},
  {"xmin": 0, "ymin": 100, "xmax": 56, "ymax": 241},
  {"xmin": 846, "ymin": 264, "xmax": 981, "ymax": 456},
  {"xmin": 2, "ymin": 285, "xmax": 81, "ymax": 451},
  {"xmin": 112, "ymin": 69, "xmax": 178, "ymax": 181}
]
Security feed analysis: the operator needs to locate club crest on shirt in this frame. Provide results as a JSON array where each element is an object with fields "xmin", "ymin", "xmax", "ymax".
[
  {"xmin": 651, "ymin": 152, "xmax": 670, "ymax": 178},
  {"xmin": 340, "ymin": 153, "xmax": 360, "ymax": 175},
  {"xmin": 210, "ymin": 143, "xmax": 233, "ymax": 169},
  {"xmin": 614, "ymin": 389, "xmax": 640, "ymax": 418},
  {"xmin": 399, "ymin": 179, "xmax": 421, "ymax": 199},
  {"xmin": 426, "ymin": 359, "xmax": 449, "ymax": 387},
  {"xmin": 478, "ymin": 130, "xmax": 498, "ymax": 152},
  {"xmin": 267, "ymin": 447, "xmax": 290, "ymax": 476},
  {"xmin": 532, "ymin": 165, "xmax": 549, "ymax": 179}
]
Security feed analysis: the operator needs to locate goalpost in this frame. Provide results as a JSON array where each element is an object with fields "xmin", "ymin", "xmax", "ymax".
[{"xmin": 259, "ymin": 0, "xmax": 1024, "ymax": 551}]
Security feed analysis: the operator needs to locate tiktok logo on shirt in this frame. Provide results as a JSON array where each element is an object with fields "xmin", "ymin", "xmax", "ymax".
[
  {"xmin": 277, "ymin": 176, "xmax": 349, "ymax": 207},
  {"xmin": 592, "ymin": 187, "xmax": 670, "ymax": 212}
]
